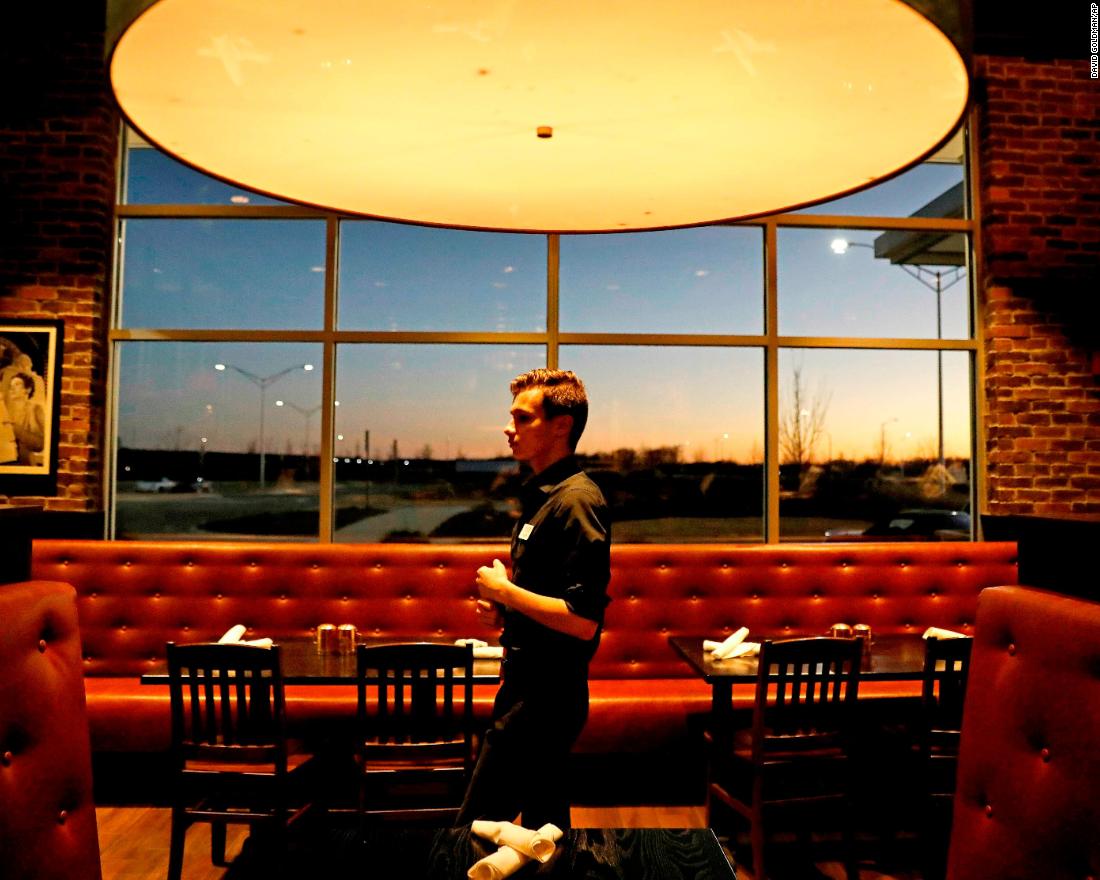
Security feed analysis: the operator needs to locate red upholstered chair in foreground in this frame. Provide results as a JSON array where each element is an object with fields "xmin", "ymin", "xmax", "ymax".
[
  {"xmin": 0, "ymin": 580, "xmax": 101, "ymax": 880},
  {"xmin": 946, "ymin": 586, "xmax": 1100, "ymax": 880}
]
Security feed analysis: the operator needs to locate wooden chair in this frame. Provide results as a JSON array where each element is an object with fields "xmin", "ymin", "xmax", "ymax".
[
  {"xmin": 706, "ymin": 637, "xmax": 863, "ymax": 880},
  {"xmin": 166, "ymin": 643, "xmax": 317, "ymax": 880},
  {"xmin": 354, "ymin": 642, "xmax": 475, "ymax": 823},
  {"xmin": 918, "ymin": 636, "xmax": 972, "ymax": 879}
]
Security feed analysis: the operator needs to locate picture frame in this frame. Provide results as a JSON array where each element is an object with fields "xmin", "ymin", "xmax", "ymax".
[{"xmin": 0, "ymin": 319, "xmax": 64, "ymax": 496}]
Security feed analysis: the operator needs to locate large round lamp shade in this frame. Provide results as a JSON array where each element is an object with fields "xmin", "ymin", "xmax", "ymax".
[{"xmin": 107, "ymin": 0, "xmax": 970, "ymax": 232}]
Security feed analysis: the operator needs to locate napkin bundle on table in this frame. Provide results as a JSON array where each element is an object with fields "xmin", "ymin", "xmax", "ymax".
[
  {"xmin": 217, "ymin": 624, "xmax": 273, "ymax": 649},
  {"xmin": 468, "ymin": 821, "xmax": 563, "ymax": 880},
  {"xmin": 455, "ymin": 638, "xmax": 505, "ymax": 660},
  {"xmin": 702, "ymin": 626, "xmax": 760, "ymax": 659},
  {"xmin": 922, "ymin": 626, "xmax": 967, "ymax": 640}
]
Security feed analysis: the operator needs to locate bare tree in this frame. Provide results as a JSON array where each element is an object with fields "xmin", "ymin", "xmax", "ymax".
[{"xmin": 780, "ymin": 366, "xmax": 831, "ymax": 469}]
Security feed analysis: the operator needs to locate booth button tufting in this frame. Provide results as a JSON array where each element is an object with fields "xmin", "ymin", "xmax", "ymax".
[
  {"xmin": 1, "ymin": 751, "xmax": 12, "ymax": 766},
  {"xmin": 1040, "ymin": 747, "xmax": 1051, "ymax": 762},
  {"xmin": 1007, "ymin": 643, "xmax": 1017, "ymax": 656},
  {"xmin": 984, "ymin": 804, "xmax": 994, "ymax": 818},
  {"xmin": 38, "ymin": 639, "xmax": 47, "ymax": 653},
  {"xmin": 57, "ymin": 810, "xmax": 68, "ymax": 825}
]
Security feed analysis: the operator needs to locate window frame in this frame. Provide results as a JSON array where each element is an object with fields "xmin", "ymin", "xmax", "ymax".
[{"xmin": 106, "ymin": 118, "xmax": 981, "ymax": 542}]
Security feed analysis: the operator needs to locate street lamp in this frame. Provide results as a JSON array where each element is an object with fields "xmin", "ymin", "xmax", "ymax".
[
  {"xmin": 274, "ymin": 399, "xmax": 322, "ymax": 456},
  {"xmin": 215, "ymin": 362, "xmax": 314, "ymax": 487},
  {"xmin": 831, "ymin": 238, "xmax": 965, "ymax": 475}
]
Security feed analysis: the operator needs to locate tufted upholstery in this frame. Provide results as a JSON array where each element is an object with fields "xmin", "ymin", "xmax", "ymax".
[
  {"xmin": 31, "ymin": 539, "xmax": 1017, "ymax": 757},
  {"xmin": 946, "ymin": 586, "xmax": 1100, "ymax": 880},
  {"xmin": 0, "ymin": 580, "xmax": 101, "ymax": 880}
]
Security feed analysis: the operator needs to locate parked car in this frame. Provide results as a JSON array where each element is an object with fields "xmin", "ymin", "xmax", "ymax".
[
  {"xmin": 825, "ymin": 509, "xmax": 971, "ymax": 541},
  {"xmin": 133, "ymin": 477, "xmax": 179, "ymax": 493}
]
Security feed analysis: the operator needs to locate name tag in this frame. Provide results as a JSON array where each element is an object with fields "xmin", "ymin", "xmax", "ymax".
[{"xmin": 518, "ymin": 523, "xmax": 534, "ymax": 541}]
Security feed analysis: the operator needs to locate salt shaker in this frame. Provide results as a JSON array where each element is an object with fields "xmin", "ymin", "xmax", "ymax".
[
  {"xmin": 337, "ymin": 623, "xmax": 357, "ymax": 654},
  {"xmin": 316, "ymin": 623, "xmax": 337, "ymax": 653}
]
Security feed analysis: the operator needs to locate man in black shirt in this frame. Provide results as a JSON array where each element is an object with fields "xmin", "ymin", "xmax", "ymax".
[{"xmin": 456, "ymin": 369, "xmax": 611, "ymax": 831}]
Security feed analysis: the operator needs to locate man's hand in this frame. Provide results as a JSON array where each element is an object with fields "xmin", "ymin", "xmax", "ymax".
[
  {"xmin": 476, "ymin": 558, "xmax": 513, "ymax": 605},
  {"xmin": 475, "ymin": 599, "xmax": 503, "ymax": 629},
  {"xmin": 475, "ymin": 557, "xmax": 598, "ymax": 642}
]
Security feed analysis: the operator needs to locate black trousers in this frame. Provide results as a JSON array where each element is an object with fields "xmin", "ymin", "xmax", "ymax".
[{"xmin": 456, "ymin": 654, "xmax": 589, "ymax": 830}]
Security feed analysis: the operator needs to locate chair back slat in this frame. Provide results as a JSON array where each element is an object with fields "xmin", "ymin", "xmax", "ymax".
[
  {"xmin": 753, "ymin": 637, "xmax": 862, "ymax": 756},
  {"xmin": 167, "ymin": 643, "xmax": 286, "ymax": 767},
  {"xmin": 921, "ymin": 636, "xmax": 972, "ymax": 747},
  {"xmin": 356, "ymin": 642, "xmax": 474, "ymax": 755}
]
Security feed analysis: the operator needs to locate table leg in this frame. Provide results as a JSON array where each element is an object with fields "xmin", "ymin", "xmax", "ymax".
[{"xmin": 711, "ymin": 681, "xmax": 733, "ymax": 727}]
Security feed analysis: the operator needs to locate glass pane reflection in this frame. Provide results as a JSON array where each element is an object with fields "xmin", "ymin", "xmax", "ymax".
[
  {"xmin": 119, "ymin": 219, "xmax": 325, "ymax": 330},
  {"xmin": 338, "ymin": 222, "xmax": 546, "ymax": 332},
  {"xmin": 561, "ymin": 346, "xmax": 764, "ymax": 543},
  {"xmin": 333, "ymin": 344, "xmax": 542, "ymax": 543},
  {"xmin": 115, "ymin": 342, "xmax": 323, "ymax": 540},
  {"xmin": 776, "ymin": 348, "xmax": 971, "ymax": 542},
  {"xmin": 778, "ymin": 227, "xmax": 969, "ymax": 339},
  {"xmin": 559, "ymin": 227, "xmax": 763, "ymax": 334}
]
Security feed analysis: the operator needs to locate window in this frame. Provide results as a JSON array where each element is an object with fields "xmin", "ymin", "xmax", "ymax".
[
  {"xmin": 114, "ymin": 342, "xmax": 322, "ymax": 540},
  {"xmin": 332, "ymin": 344, "xmax": 541, "ymax": 542},
  {"xmin": 776, "ymin": 349, "xmax": 972, "ymax": 542},
  {"xmin": 111, "ymin": 125, "xmax": 976, "ymax": 542},
  {"xmin": 118, "ymin": 220, "xmax": 326, "ymax": 330},
  {"xmin": 338, "ymin": 222, "xmax": 546, "ymax": 332},
  {"xmin": 559, "ymin": 227, "xmax": 763, "ymax": 334}
]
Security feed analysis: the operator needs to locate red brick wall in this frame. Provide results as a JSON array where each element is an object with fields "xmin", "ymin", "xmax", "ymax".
[
  {"xmin": 977, "ymin": 56, "xmax": 1100, "ymax": 516},
  {"xmin": 0, "ymin": 8, "xmax": 117, "ymax": 513}
]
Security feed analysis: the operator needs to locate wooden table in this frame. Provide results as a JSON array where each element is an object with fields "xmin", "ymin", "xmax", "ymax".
[
  {"xmin": 226, "ymin": 825, "xmax": 737, "ymax": 879},
  {"xmin": 669, "ymin": 633, "xmax": 928, "ymax": 719},
  {"xmin": 140, "ymin": 637, "xmax": 501, "ymax": 685}
]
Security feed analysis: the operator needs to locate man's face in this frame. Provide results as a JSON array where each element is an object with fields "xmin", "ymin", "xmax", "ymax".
[{"xmin": 505, "ymin": 387, "xmax": 565, "ymax": 465}]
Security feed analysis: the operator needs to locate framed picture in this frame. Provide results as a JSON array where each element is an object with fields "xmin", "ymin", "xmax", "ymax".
[{"xmin": 0, "ymin": 319, "xmax": 63, "ymax": 496}]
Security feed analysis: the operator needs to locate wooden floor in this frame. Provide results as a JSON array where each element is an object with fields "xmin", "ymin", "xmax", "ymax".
[{"xmin": 96, "ymin": 805, "xmax": 923, "ymax": 880}]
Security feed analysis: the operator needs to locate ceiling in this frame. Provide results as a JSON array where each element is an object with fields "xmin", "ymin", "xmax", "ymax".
[{"xmin": 973, "ymin": 2, "xmax": 1084, "ymax": 58}]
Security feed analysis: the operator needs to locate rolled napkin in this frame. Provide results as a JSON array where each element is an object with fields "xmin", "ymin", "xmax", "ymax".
[
  {"xmin": 704, "ymin": 626, "xmax": 750, "ymax": 659},
  {"xmin": 470, "ymin": 821, "xmax": 562, "ymax": 863},
  {"xmin": 456, "ymin": 639, "xmax": 505, "ymax": 660},
  {"xmin": 218, "ymin": 624, "xmax": 247, "ymax": 644},
  {"xmin": 922, "ymin": 626, "xmax": 967, "ymax": 640},
  {"xmin": 467, "ymin": 845, "xmax": 527, "ymax": 880},
  {"xmin": 217, "ymin": 624, "xmax": 273, "ymax": 649}
]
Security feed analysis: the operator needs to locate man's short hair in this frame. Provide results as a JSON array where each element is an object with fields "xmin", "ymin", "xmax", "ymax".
[{"xmin": 510, "ymin": 369, "xmax": 589, "ymax": 450}]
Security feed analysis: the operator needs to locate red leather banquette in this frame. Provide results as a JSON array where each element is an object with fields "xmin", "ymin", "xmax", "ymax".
[{"xmin": 31, "ymin": 540, "xmax": 1017, "ymax": 759}]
